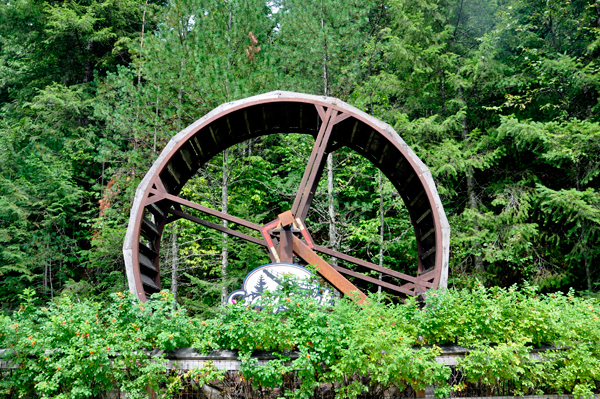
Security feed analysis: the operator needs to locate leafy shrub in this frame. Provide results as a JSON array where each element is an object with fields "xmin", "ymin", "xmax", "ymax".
[
  {"xmin": 2, "ymin": 280, "xmax": 600, "ymax": 398},
  {"xmin": 0, "ymin": 289, "xmax": 219, "ymax": 399},
  {"xmin": 194, "ymin": 274, "xmax": 449, "ymax": 398},
  {"xmin": 195, "ymin": 280, "xmax": 600, "ymax": 398}
]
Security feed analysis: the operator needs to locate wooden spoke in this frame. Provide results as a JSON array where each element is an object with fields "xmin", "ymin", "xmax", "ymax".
[
  {"xmin": 291, "ymin": 107, "xmax": 338, "ymax": 222},
  {"xmin": 166, "ymin": 208, "xmax": 267, "ymax": 247},
  {"xmin": 313, "ymin": 245, "xmax": 434, "ymax": 287},
  {"xmin": 292, "ymin": 236, "xmax": 367, "ymax": 304},
  {"xmin": 332, "ymin": 265, "xmax": 416, "ymax": 296},
  {"xmin": 149, "ymin": 189, "xmax": 263, "ymax": 232}
]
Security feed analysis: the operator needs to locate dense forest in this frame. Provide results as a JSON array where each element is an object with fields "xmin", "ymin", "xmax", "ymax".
[{"xmin": 1, "ymin": 0, "xmax": 599, "ymax": 311}]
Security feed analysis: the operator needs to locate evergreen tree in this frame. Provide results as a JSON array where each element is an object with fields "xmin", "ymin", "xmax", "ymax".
[
  {"xmin": 253, "ymin": 273, "xmax": 268, "ymax": 294},
  {"xmin": 0, "ymin": 0, "xmax": 153, "ymax": 306},
  {"xmin": 1, "ymin": 0, "xmax": 599, "ymax": 310}
]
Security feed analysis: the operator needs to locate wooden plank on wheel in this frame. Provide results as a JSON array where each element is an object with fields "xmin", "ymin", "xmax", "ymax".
[{"xmin": 292, "ymin": 236, "xmax": 367, "ymax": 304}]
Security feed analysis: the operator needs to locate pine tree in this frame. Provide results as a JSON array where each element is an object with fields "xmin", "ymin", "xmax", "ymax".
[
  {"xmin": 0, "ymin": 0, "xmax": 151, "ymax": 306},
  {"xmin": 253, "ymin": 274, "xmax": 268, "ymax": 294}
]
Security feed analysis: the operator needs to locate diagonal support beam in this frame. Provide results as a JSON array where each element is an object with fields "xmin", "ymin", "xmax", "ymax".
[
  {"xmin": 292, "ymin": 236, "xmax": 367, "ymax": 304},
  {"xmin": 151, "ymin": 190, "xmax": 263, "ymax": 232},
  {"xmin": 291, "ymin": 107, "xmax": 338, "ymax": 222},
  {"xmin": 313, "ymin": 245, "xmax": 434, "ymax": 288},
  {"xmin": 261, "ymin": 219, "xmax": 281, "ymax": 263},
  {"xmin": 331, "ymin": 265, "xmax": 416, "ymax": 296},
  {"xmin": 167, "ymin": 208, "xmax": 268, "ymax": 247}
]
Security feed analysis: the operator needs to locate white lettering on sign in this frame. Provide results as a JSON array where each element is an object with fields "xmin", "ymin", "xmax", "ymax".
[{"xmin": 226, "ymin": 263, "xmax": 332, "ymax": 308}]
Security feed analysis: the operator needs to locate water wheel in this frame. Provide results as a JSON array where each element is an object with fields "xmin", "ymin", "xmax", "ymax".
[{"xmin": 123, "ymin": 91, "xmax": 449, "ymax": 302}]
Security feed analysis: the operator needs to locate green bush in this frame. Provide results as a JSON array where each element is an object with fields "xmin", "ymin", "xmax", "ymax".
[
  {"xmin": 2, "ymin": 280, "xmax": 600, "ymax": 398},
  {"xmin": 194, "ymin": 274, "xmax": 449, "ymax": 398},
  {"xmin": 195, "ymin": 280, "xmax": 600, "ymax": 398},
  {"xmin": 0, "ymin": 289, "xmax": 219, "ymax": 399}
]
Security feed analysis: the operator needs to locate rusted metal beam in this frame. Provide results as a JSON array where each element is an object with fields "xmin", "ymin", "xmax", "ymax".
[
  {"xmin": 155, "ymin": 190, "xmax": 263, "ymax": 231},
  {"xmin": 297, "ymin": 159, "xmax": 327, "ymax": 222},
  {"xmin": 332, "ymin": 265, "xmax": 416, "ymax": 296},
  {"xmin": 260, "ymin": 219, "xmax": 281, "ymax": 263},
  {"xmin": 269, "ymin": 237, "xmax": 280, "ymax": 263},
  {"xmin": 333, "ymin": 112, "xmax": 351, "ymax": 125},
  {"xmin": 291, "ymin": 108, "xmax": 337, "ymax": 222},
  {"xmin": 277, "ymin": 210, "xmax": 295, "ymax": 263},
  {"xmin": 313, "ymin": 245, "xmax": 434, "ymax": 287},
  {"xmin": 294, "ymin": 217, "xmax": 315, "ymax": 248},
  {"xmin": 278, "ymin": 229, "xmax": 294, "ymax": 263},
  {"xmin": 292, "ymin": 236, "xmax": 367, "ymax": 304},
  {"xmin": 277, "ymin": 210, "xmax": 295, "ymax": 227},
  {"xmin": 167, "ymin": 208, "xmax": 267, "ymax": 247},
  {"xmin": 418, "ymin": 269, "xmax": 437, "ymax": 281}
]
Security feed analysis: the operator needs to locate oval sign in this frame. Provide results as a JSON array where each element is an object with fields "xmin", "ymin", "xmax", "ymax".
[{"xmin": 226, "ymin": 263, "xmax": 329, "ymax": 306}]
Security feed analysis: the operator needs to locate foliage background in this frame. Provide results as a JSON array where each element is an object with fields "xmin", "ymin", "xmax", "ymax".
[{"xmin": 0, "ymin": 0, "xmax": 599, "ymax": 318}]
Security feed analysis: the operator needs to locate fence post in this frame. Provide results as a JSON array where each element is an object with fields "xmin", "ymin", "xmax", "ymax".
[{"xmin": 146, "ymin": 384, "xmax": 157, "ymax": 399}]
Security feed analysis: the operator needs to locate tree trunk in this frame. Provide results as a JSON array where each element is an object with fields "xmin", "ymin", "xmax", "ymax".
[
  {"xmin": 323, "ymin": 11, "xmax": 336, "ymax": 264},
  {"xmin": 45, "ymin": 242, "xmax": 53, "ymax": 298},
  {"xmin": 378, "ymin": 170, "xmax": 384, "ymax": 293},
  {"xmin": 138, "ymin": 0, "xmax": 149, "ymax": 85},
  {"xmin": 327, "ymin": 152, "xmax": 338, "ymax": 265},
  {"xmin": 171, "ymin": 227, "xmax": 178, "ymax": 301},
  {"xmin": 322, "ymin": 16, "xmax": 328, "ymax": 96},
  {"xmin": 43, "ymin": 262, "xmax": 54, "ymax": 298},
  {"xmin": 466, "ymin": 165, "xmax": 483, "ymax": 270},
  {"xmin": 221, "ymin": 148, "xmax": 229, "ymax": 305},
  {"xmin": 585, "ymin": 252, "xmax": 592, "ymax": 291},
  {"xmin": 320, "ymin": 7, "xmax": 338, "ymax": 271},
  {"xmin": 177, "ymin": 86, "xmax": 183, "ymax": 131},
  {"xmin": 44, "ymin": 247, "xmax": 49, "ymax": 295},
  {"xmin": 43, "ymin": 262, "xmax": 48, "ymax": 294},
  {"xmin": 84, "ymin": 41, "xmax": 93, "ymax": 84},
  {"xmin": 44, "ymin": 242, "xmax": 48, "ymax": 294},
  {"xmin": 329, "ymin": 152, "xmax": 340, "ymax": 299},
  {"xmin": 49, "ymin": 262, "xmax": 53, "ymax": 299},
  {"xmin": 459, "ymin": 86, "xmax": 483, "ymax": 271}
]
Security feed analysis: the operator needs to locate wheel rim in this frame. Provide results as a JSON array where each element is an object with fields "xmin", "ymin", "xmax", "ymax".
[{"xmin": 123, "ymin": 91, "xmax": 450, "ymax": 302}]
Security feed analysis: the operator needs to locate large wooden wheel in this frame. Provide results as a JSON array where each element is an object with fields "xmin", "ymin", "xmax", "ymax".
[{"xmin": 123, "ymin": 91, "xmax": 450, "ymax": 302}]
